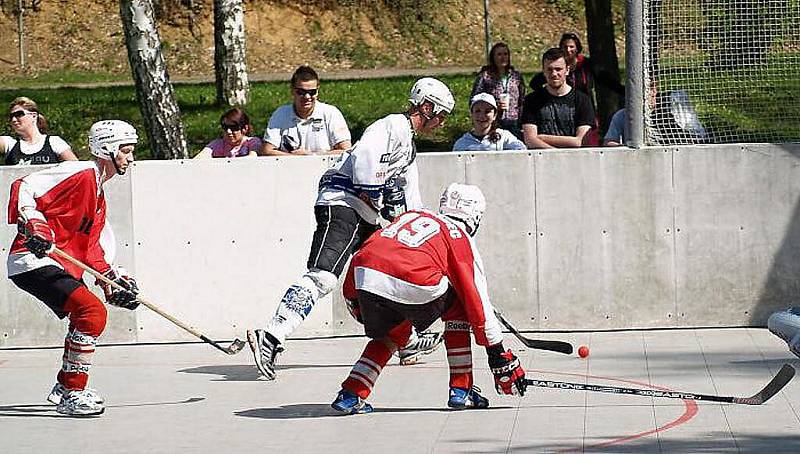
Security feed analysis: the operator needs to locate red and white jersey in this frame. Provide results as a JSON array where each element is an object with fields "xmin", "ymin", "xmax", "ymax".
[
  {"xmin": 344, "ymin": 210, "xmax": 503, "ymax": 346},
  {"xmin": 6, "ymin": 161, "xmax": 115, "ymax": 278}
]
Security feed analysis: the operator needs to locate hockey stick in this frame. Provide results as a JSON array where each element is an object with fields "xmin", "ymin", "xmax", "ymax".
[
  {"xmin": 51, "ymin": 247, "xmax": 246, "ymax": 355},
  {"xmin": 525, "ymin": 364, "xmax": 795, "ymax": 405},
  {"xmin": 494, "ymin": 310, "xmax": 573, "ymax": 355}
]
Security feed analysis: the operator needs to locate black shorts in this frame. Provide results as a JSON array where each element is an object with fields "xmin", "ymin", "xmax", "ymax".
[
  {"xmin": 307, "ymin": 205, "xmax": 378, "ymax": 277},
  {"xmin": 359, "ymin": 290, "xmax": 452, "ymax": 339},
  {"xmin": 9, "ymin": 266, "xmax": 84, "ymax": 319}
]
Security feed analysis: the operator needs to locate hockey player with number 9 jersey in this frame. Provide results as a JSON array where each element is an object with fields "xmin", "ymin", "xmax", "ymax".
[{"xmin": 331, "ymin": 183, "xmax": 527, "ymax": 414}]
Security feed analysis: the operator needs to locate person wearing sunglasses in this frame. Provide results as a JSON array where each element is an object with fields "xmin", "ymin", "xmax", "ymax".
[
  {"xmin": 260, "ymin": 65, "xmax": 351, "ymax": 156},
  {"xmin": 194, "ymin": 108, "xmax": 261, "ymax": 159},
  {"xmin": 2, "ymin": 97, "xmax": 78, "ymax": 165}
]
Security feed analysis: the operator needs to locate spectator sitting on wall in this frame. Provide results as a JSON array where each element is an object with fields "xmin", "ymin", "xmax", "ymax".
[
  {"xmin": 1, "ymin": 97, "xmax": 79, "ymax": 165},
  {"xmin": 260, "ymin": 65, "xmax": 351, "ymax": 156},
  {"xmin": 453, "ymin": 93, "xmax": 526, "ymax": 152},
  {"xmin": 194, "ymin": 108, "xmax": 261, "ymax": 159},
  {"xmin": 521, "ymin": 48, "xmax": 595, "ymax": 149},
  {"xmin": 470, "ymin": 42, "xmax": 526, "ymax": 139}
]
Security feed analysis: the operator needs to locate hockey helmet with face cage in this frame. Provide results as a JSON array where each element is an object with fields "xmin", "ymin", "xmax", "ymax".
[
  {"xmin": 438, "ymin": 183, "xmax": 486, "ymax": 236},
  {"xmin": 89, "ymin": 120, "xmax": 138, "ymax": 161},
  {"xmin": 409, "ymin": 77, "xmax": 455, "ymax": 117}
]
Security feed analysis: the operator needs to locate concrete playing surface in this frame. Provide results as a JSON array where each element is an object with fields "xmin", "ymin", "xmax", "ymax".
[{"xmin": 1, "ymin": 328, "xmax": 799, "ymax": 453}]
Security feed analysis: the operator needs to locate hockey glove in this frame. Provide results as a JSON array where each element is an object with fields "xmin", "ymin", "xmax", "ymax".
[
  {"xmin": 18, "ymin": 218, "xmax": 55, "ymax": 258},
  {"xmin": 100, "ymin": 268, "xmax": 140, "ymax": 310},
  {"xmin": 379, "ymin": 179, "xmax": 407, "ymax": 222},
  {"xmin": 487, "ymin": 343, "xmax": 527, "ymax": 396}
]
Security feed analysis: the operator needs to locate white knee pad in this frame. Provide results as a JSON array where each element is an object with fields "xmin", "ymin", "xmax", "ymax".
[{"xmin": 306, "ymin": 268, "xmax": 339, "ymax": 297}]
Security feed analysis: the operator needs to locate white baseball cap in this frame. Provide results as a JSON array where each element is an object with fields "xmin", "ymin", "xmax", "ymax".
[{"xmin": 470, "ymin": 92, "xmax": 497, "ymax": 110}]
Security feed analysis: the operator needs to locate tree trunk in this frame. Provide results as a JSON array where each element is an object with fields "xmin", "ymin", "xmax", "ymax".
[
  {"xmin": 119, "ymin": 0, "xmax": 188, "ymax": 159},
  {"xmin": 585, "ymin": 0, "xmax": 622, "ymax": 131},
  {"xmin": 214, "ymin": 0, "xmax": 250, "ymax": 106}
]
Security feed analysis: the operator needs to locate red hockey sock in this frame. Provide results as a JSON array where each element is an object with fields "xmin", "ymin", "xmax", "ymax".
[
  {"xmin": 58, "ymin": 286, "xmax": 107, "ymax": 390},
  {"xmin": 342, "ymin": 321, "xmax": 412, "ymax": 399},
  {"xmin": 444, "ymin": 320, "xmax": 473, "ymax": 390}
]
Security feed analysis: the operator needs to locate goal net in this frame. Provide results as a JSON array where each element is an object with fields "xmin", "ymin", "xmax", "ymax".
[{"xmin": 643, "ymin": 0, "xmax": 800, "ymax": 145}]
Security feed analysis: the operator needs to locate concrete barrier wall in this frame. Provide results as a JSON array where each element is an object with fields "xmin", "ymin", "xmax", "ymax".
[{"xmin": 2, "ymin": 143, "xmax": 799, "ymax": 347}]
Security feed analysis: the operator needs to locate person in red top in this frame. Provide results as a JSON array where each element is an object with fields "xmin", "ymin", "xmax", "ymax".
[
  {"xmin": 7, "ymin": 120, "xmax": 141, "ymax": 416},
  {"xmin": 331, "ymin": 183, "xmax": 527, "ymax": 414}
]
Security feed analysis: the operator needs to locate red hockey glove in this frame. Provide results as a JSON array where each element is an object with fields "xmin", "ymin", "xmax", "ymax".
[
  {"xmin": 100, "ymin": 268, "xmax": 140, "ymax": 310},
  {"xmin": 18, "ymin": 218, "xmax": 55, "ymax": 259},
  {"xmin": 487, "ymin": 344, "xmax": 527, "ymax": 396}
]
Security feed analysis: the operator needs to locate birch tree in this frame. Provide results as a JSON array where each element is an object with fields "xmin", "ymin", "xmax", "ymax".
[
  {"xmin": 120, "ymin": 0, "xmax": 188, "ymax": 159},
  {"xmin": 214, "ymin": 0, "xmax": 250, "ymax": 106}
]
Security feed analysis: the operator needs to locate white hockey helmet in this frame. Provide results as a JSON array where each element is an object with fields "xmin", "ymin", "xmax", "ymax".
[
  {"xmin": 438, "ymin": 183, "xmax": 486, "ymax": 236},
  {"xmin": 89, "ymin": 120, "xmax": 138, "ymax": 161},
  {"xmin": 409, "ymin": 77, "xmax": 455, "ymax": 116}
]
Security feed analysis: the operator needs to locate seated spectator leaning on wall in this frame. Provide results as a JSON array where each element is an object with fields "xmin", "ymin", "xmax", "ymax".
[
  {"xmin": 194, "ymin": 108, "xmax": 261, "ymax": 158},
  {"xmin": 521, "ymin": 48, "xmax": 595, "ymax": 149},
  {"xmin": 453, "ymin": 93, "xmax": 526, "ymax": 152},
  {"xmin": 1, "ymin": 97, "xmax": 78, "ymax": 165},
  {"xmin": 470, "ymin": 42, "xmax": 526, "ymax": 139},
  {"xmin": 260, "ymin": 65, "xmax": 351, "ymax": 156}
]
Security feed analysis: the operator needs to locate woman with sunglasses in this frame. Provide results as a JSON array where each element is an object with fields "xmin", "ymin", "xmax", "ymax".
[
  {"xmin": 194, "ymin": 107, "xmax": 261, "ymax": 159},
  {"xmin": 2, "ymin": 97, "xmax": 78, "ymax": 165}
]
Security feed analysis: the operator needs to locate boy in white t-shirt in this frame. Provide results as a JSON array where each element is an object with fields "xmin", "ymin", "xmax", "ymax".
[{"xmin": 260, "ymin": 66, "xmax": 351, "ymax": 156}]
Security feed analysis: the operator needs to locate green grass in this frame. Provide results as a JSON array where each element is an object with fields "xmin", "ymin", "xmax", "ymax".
[
  {"xmin": 1, "ymin": 69, "xmax": 133, "ymax": 88},
  {"xmin": 0, "ymin": 75, "xmax": 476, "ymax": 159}
]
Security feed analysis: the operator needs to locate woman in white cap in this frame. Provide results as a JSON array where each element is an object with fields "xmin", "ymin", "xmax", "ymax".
[{"xmin": 453, "ymin": 93, "xmax": 526, "ymax": 152}]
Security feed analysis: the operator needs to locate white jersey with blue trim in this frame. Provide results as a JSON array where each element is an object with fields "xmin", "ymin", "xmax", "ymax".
[{"xmin": 317, "ymin": 113, "xmax": 417, "ymax": 225}]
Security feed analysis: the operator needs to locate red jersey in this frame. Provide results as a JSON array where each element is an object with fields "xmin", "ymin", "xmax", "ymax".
[
  {"xmin": 7, "ymin": 161, "xmax": 114, "ymax": 278},
  {"xmin": 344, "ymin": 210, "xmax": 503, "ymax": 346}
]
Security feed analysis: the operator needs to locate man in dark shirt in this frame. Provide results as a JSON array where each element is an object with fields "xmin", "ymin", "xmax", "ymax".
[{"xmin": 521, "ymin": 48, "xmax": 595, "ymax": 149}]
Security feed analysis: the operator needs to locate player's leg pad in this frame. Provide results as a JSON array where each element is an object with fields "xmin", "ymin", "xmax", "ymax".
[
  {"xmin": 56, "ymin": 389, "xmax": 105, "ymax": 416},
  {"xmin": 331, "ymin": 389, "xmax": 373, "ymax": 415},
  {"xmin": 47, "ymin": 382, "xmax": 104, "ymax": 405},
  {"xmin": 398, "ymin": 330, "xmax": 444, "ymax": 365},
  {"xmin": 59, "ymin": 328, "xmax": 98, "ymax": 390},
  {"xmin": 247, "ymin": 329, "xmax": 284, "ymax": 380},
  {"xmin": 448, "ymin": 386, "xmax": 489, "ymax": 410},
  {"xmin": 444, "ymin": 320, "xmax": 473, "ymax": 389}
]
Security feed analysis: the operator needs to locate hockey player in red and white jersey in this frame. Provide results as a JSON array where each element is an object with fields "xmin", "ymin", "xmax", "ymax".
[
  {"xmin": 331, "ymin": 183, "xmax": 527, "ymax": 414},
  {"xmin": 247, "ymin": 78, "xmax": 455, "ymax": 379},
  {"xmin": 7, "ymin": 120, "xmax": 141, "ymax": 416}
]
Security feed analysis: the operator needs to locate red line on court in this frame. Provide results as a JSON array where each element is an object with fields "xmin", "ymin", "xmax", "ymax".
[{"xmin": 529, "ymin": 369, "xmax": 700, "ymax": 453}]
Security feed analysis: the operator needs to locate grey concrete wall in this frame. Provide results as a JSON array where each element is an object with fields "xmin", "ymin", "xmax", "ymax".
[{"xmin": 2, "ymin": 144, "xmax": 800, "ymax": 347}]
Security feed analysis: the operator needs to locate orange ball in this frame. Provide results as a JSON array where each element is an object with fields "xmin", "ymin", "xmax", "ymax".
[{"xmin": 578, "ymin": 345, "xmax": 590, "ymax": 358}]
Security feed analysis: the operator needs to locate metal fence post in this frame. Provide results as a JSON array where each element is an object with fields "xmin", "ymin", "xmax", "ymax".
[{"xmin": 625, "ymin": 0, "xmax": 645, "ymax": 148}]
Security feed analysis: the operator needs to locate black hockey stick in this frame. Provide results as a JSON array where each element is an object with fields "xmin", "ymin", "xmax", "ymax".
[
  {"xmin": 494, "ymin": 310, "xmax": 573, "ymax": 355},
  {"xmin": 52, "ymin": 247, "xmax": 246, "ymax": 355},
  {"xmin": 525, "ymin": 364, "xmax": 795, "ymax": 405}
]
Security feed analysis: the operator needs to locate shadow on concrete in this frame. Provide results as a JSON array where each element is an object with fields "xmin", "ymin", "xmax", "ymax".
[
  {"xmin": 178, "ymin": 364, "xmax": 355, "ymax": 381},
  {"xmin": 753, "ymin": 143, "xmax": 800, "ymax": 325},
  {"xmin": 511, "ymin": 432, "xmax": 800, "ymax": 453},
  {"xmin": 107, "ymin": 397, "xmax": 205, "ymax": 408},
  {"xmin": 0, "ymin": 404, "xmax": 65, "ymax": 418},
  {"xmin": 234, "ymin": 403, "xmax": 509, "ymax": 420}
]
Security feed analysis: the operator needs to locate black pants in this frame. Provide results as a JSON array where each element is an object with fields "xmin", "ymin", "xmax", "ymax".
[
  {"xmin": 359, "ymin": 290, "xmax": 453, "ymax": 339},
  {"xmin": 306, "ymin": 205, "xmax": 378, "ymax": 277},
  {"xmin": 10, "ymin": 266, "xmax": 83, "ymax": 319}
]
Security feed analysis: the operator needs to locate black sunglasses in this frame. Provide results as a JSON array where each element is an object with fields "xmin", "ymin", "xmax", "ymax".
[
  {"xmin": 293, "ymin": 87, "xmax": 318, "ymax": 97},
  {"xmin": 8, "ymin": 110, "xmax": 28, "ymax": 121},
  {"xmin": 220, "ymin": 122, "xmax": 244, "ymax": 132}
]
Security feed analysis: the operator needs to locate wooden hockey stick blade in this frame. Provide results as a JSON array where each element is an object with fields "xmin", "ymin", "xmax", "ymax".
[
  {"xmin": 494, "ymin": 311, "xmax": 573, "ymax": 354},
  {"xmin": 525, "ymin": 364, "xmax": 795, "ymax": 405},
  {"xmin": 52, "ymin": 246, "xmax": 246, "ymax": 356}
]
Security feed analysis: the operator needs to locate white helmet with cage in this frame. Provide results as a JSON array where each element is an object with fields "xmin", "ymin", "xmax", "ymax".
[
  {"xmin": 89, "ymin": 120, "xmax": 138, "ymax": 161},
  {"xmin": 438, "ymin": 183, "xmax": 486, "ymax": 236},
  {"xmin": 408, "ymin": 77, "xmax": 455, "ymax": 116}
]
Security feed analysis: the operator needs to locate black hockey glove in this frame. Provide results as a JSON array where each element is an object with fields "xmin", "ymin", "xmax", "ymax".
[
  {"xmin": 380, "ymin": 179, "xmax": 407, "ymax": 222},
  {"xmin": 100, "ymin": 268, "xmax": 140, "ymax": 310},
  {"xmin": 18, "ymin": 218, "xmax": 55, "ymax": 259},
  {"xmin": 487, "ymin": 343, "xmax": 527, "ymax": 396}
]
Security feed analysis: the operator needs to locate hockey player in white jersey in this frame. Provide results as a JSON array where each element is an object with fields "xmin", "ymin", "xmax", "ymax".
[{"xmin": 248, "ymin": 78, "xmax": 455, "ymax": 379}]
